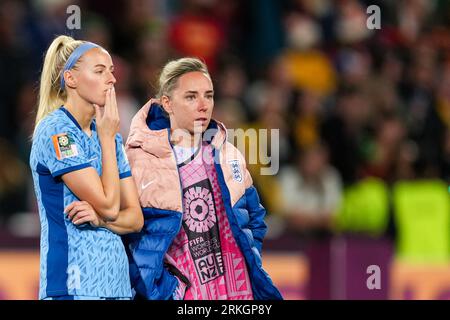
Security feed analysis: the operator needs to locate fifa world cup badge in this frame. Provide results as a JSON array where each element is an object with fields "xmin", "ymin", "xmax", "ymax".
[{"xmin": 52, "ymin": 133, "xmax": 79, "ymax": 160}]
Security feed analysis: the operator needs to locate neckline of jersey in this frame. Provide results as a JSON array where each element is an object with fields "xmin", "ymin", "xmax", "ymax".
[{"xmin": 60, "ymin": 106, "xmax": 96, "ymax": 138}]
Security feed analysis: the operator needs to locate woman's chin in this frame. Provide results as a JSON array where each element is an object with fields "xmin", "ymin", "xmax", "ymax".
[{"xmin": 92, "ymin": 100, "xmax": 106, "ymax": 107}]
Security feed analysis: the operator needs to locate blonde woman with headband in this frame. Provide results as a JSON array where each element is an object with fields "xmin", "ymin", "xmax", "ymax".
[
  {"xmin": 123, "ymin": 57, "xmax": 282, "ymax": 300},
  {"xmin": 30, "ymin": 35, "xmax": 143, "ymax": 300}
]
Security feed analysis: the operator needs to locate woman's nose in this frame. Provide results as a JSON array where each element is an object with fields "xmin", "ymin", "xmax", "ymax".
[
  {"xmin": 108, "ymin": 72, "xmax": 116, "ymax": 85},
  {"xmin": 198, "ymin": 97, "xmax": 208, "ymax": 111}
]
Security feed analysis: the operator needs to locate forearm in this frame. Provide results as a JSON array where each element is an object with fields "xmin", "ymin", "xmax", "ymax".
[
  {"xmin": 100, "ymin": 206, "xmax": 143, "ymax": 235},
  {"xmin": 98, "ymin": 136, "xmax": 120, "ymax": 220}
]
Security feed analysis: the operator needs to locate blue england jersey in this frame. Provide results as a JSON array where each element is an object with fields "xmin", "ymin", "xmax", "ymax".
[{"xmin": 30, "ymin": 106, "xmax": 132, "ymax": 299}]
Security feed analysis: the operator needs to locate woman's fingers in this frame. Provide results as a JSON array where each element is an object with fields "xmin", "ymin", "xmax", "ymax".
[
  {"xmin": 96, "ymin": 86, "xmax": 119, "ymax": 138},
  {"xmin": 65, "ymin": 201, "xmax": 83, "ymax": 219},
  {"xmin": 72, "ymin": 210, "xmax": 97, "ymax": 225},
  {"xmin": 64, "ymin": 201, "xmax": 100, "ymax": 227},
  {"xmin": 64, "ymin": 201, "xmax": 78, "ymax": 214},
  {"xmin": 66, "ymin": 205, "xmax": 84, "ymax": 221},
  {"xmin": 102, "ymin": 87, "xmax": 110, "ymax": 118},
  {"xmin": 65, "ymin": 200, "xmax": 88, "ymax": 213},
  {"xmin": 108, "ymin": 86, "xmax": 119, "ymax": 126},
  {"xmin": 65, "ymin": 201, "xmax": 88, "ymax": 220},
  {"xmin": 107, "ymin": 86, "xmax": 118, "ymax": 117},
  {"xmin": 73, "ymin": 210, "xmax": 101, "ymax": 227},
  {"xmin": 93, "ymin": 104, "xmax": 102, "ymax": 120},
  {"xmin": 73, "ymin": 216, "xmax": 92, "ymax": 225}
]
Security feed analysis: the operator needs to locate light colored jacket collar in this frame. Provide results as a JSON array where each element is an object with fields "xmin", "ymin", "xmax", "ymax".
[{"xmin": 126, "ymin": 99, "xmax": 228, "ymax": 158}]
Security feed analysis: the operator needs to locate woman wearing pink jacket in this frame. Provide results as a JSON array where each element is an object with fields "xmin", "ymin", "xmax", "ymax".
[{"xmin": 123, "ymin": 57, "xmax": 282, "ymax": 300}]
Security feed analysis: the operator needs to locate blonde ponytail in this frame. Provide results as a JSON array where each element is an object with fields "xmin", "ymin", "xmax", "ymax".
[{"xmin": 34, "ymin": 35, "xmax": 84, "ymax": 135}]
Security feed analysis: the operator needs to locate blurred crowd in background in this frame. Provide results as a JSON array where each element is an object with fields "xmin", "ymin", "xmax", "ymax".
[{"xmin": 0, "ymin": 0, "xmax": 449, "ymax": 262}]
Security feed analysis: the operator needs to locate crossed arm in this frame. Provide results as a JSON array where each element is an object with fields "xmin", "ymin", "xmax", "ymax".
[
  {"xmin": 56, "ymin": 87, "xmax": 143, "ymax": 234},
  {"xmin": 64, "ymin": 172, "xmax": 143, "ymax": 235}
]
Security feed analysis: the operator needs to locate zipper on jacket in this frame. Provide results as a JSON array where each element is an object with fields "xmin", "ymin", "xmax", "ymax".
[
  {"xmin": 164, "ymin": 262, "xmax": 191, "ymax": 290},
  {"xmin": 166, "ymin": 129, "xmax": 191, "ymax": 298},
  {"xmin": 213, "ymin": 148, "xmax": 256, "ymax": 265},
  {"xmin": 167, "ymin": 128, "xmax": 184, "ymax": 234}
]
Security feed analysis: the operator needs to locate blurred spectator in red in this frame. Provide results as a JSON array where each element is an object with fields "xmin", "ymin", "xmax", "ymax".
[{"xmin": 168, "ymin": 0, "xmax": 226, "ymax": 73}]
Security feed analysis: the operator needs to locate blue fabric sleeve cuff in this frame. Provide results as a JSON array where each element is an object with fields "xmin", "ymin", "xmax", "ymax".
[
  {"xmin": 52, "ymin": 163, "xmax": 92, "ymax": 178},
  {"xmin": 119, "ymin": 171, "xmax": 132, "ymax": 179}
]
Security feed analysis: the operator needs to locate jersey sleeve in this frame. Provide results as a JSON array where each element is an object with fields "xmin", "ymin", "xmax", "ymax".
[
  {"xmin": 39, "ymin": 123, "xmax": 92, "ymax": 178},
  {"xmin": 116, "ymin": 134, "xmax": 132, "ymax": 179}
]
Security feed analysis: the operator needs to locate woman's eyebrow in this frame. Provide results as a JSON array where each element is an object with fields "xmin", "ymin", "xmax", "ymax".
[
  {"xmin": 184, "ymin": 90, "xmax": 214, "ymax": 94},
  {"xmin": 94, "ymin": 64, "xmax": 114, "ymax": 69}
]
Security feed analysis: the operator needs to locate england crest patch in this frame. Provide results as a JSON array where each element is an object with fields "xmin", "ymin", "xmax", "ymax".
[
  {"xmin": 228, "ymin": 159, "xmax": 243, "ymax": 183},
  {"xmin": 52, "ymin": 133, "xmax": 79, "ymax": 160}
]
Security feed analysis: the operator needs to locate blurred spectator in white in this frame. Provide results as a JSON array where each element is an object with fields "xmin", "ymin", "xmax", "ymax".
[
  {"xmin": 279, "ymin": 143, "xmax": 342, "ymax": 237},
  {"xmin": 334, "ymin": 0, "xmax": 373, "ymax": 45}
]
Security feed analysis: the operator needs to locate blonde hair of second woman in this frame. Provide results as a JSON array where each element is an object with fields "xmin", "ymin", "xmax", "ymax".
[{"xmin": 156, "ymin": 57, "xmax": 211, "ymax": 98}]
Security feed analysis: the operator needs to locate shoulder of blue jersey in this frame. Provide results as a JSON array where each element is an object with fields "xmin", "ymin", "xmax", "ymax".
[{"xmin": 36, "ymin": 109, "xmax": 80, "ymax": 161}]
